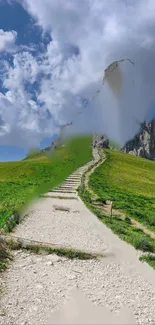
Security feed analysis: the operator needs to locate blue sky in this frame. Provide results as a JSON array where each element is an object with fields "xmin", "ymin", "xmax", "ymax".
[
  {"xmin": 0, "ymin": 1, "xmax": 55, "ymax": 161},
  {"xmin": 0, "ymin": 137, "xmax": 54, "ymax": 162},
  {"xmin": 1, "ymin": 0, "xmax": 155, "ymax": 161},
  {"xmin": 0, "ymin": 2, "xmax": 40, "ymax": 46}
]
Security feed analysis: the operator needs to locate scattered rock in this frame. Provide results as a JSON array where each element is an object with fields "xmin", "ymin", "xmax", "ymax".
[
  {"xmin": 30, "ymin": 305, "xmax": 38, "ymax": 312},
  {"xmin": 0, "ymin": 309, "xmax": 6, "ymax": 316},
  {"xmin": 46, "ymin": 254, "xmax": 61, "ymax": 263},
  {"xmin": 92, "ymin": 134, "xmax": 109, "ymax": 148},
  {"xmin": 46, "ymin": 261, "xmax": 53, "ymax": 266},
  {"xmin": 36, "ymin": 284, "xmax": 43, "ymax": 290},
  {"xmin": 67, "ymin": 274, "xmax": 76, "ymax": 280},
  {"xmin": 105, "ymin": 200, "xmax": 111, "ymax": 205},
  {"xmin": 91, "ymin": 197, "xmax": 98, "ymax": 203}
]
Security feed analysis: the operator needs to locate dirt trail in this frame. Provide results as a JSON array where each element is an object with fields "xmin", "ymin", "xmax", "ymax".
[{"xmin": 0, "ymin": 147, "xmax": 155, "ymax": 325}]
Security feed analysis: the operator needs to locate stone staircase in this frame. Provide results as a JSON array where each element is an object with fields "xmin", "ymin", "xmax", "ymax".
[{"xmin": 43, "ymin": 148, "xmax": 100, "ymax": 199}]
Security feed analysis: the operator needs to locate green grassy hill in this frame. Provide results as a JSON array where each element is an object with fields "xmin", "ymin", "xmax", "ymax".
[
  {"xmin": 90, "ymin": 149, "xmax": 155, "ymax": 232},
  {"xmin": 85, "ymin": 149, "xmax": 155, "ymax": 268},
  {"xmin": 0, "ymin": 135, "xmax": 92, "ymax": 230}
]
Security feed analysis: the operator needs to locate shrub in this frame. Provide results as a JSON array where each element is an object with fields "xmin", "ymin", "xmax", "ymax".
[
  {"xmin": 132, "ymin": 227, "xmax": 144, "ymax": 233},
  {"xmin": 0, "ymin": 239, "xmax": 12, "ymax": 272},
  {"xmin": 133, "ymin": 236, "xmax": 154, "ymax": 252},
  {"xmin": 110, "ymin": 223, "xmax": 127, "ymax": 235},
  {"xmin": 3, "ymin": 211, "xmax": 20, "ymax": 232},
  {"xmin": 125, "ymin": 217, "xmax": 132, "ymax": 225},
  {"xmin": 139, "ymin": 254, "xmax": 155, "ymax": 269},
  {"xmin": 147, "ymin": 215, "xmax": 155, "ymax": 227}
]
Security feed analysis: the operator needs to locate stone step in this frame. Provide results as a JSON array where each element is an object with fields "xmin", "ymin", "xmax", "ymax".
[
  {"xmin": 43, "ymin": 192, "xmax": 78, "ymax": 199},
  {"xmin": 59, "ymin": 183, "xmax": 78, "ymax": 187},
  {"xmin": 65, "ymin": 176, "xmax": 80, "ymax": 179},
  {"xmin": 62, "ymin": 183, "xmax": 80, "ymax": 187},
  {"xmin": 63, "ymin": 180, "xmax": 80, "ymax": 183},
  {"xmin": 66, "ymin": 175, "xmax": 81, "ymax": 179},
  {"xmin": 43, "ymin": 158, "xmax": 96, "ymax": 197},
  {"xmin": 58, "ymin": 187, "xmax": 78, "ymax": 191},
  {"xmin": 70, "ymin": 174, "xmax": 83, "ymax": 177},
  {"xmin": 65, "ymin": 176, "xmax": 81, "ymax": 180},
  {"xmin": 58, "ymin": 184, "xmax": 78, "ymax": 188},
  {"xmin": 51, "ymin": 189, "xmax": 76, "ymax": 193},
  {"xmin": 48, "ymin": 161, "xmax": 93, "ymax": 194},
  {"xmin": 64, "ymin": 178, "xmax": 79, "ymax": 181},
  {"xmin": 60, "ymin": 184, "xmax": 79, "ymax": 187}
]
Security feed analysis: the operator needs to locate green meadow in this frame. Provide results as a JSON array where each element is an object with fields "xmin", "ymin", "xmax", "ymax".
[
  {"xmin": 0, "ymin": 135, "xmax": 92, "ymax": 229},
  {"xmin": 89, "ymin": 149, "xmax": 155, "ymax": 232}
]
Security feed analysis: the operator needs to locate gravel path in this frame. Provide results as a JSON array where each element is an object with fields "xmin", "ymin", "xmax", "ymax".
[
  {"xmin": 13, "ymin": 197, "xmax": 108, "ymax": 254},
  {"xmin": 0, "ymin": 251, "xmax": 155, "ymax": 325},
  {"xmin": 0, "ymin": 148, "xmax": 155, "ymax": 324}
]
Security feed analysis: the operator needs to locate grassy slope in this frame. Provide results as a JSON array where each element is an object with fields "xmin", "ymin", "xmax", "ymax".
[
  {"xmin": 139, "ymin": 254, "xmax": 155, "ymax": 269},
  {"xmin": 0, "ymin": 135, "xmax": 92, "ymax": 228},
  {"xmin": 78, "ymin": 148, "xmax": 155, "ymax": 265},
  {"xmin": 90, "ymin": 149, "xmax": 155, "ymax": 232}
]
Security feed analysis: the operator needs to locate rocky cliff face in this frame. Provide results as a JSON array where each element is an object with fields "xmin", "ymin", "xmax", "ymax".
[
  {"xmin": 25, "ymin": 141, "xmax": 56, "ymax": 159},
  {"xmin": 41, "ymin": 141, "xmax": 56, "ymax": 153},
  {"xmin": 25, "ymin": 121, "xmax": 155, "ymax": 161},
  {"xmin": 93, "ymin": 120, "xmax": 155, "ymax": 161},
  {"xmin": 92, "ymin": 134, "xmax": 109, "ymax": 148},
  {"xmin": 122, "ymin": 120, "xmax": 155, "ymax": 160}
]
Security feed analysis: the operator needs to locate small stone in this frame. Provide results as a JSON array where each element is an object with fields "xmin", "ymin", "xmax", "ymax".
[
  {"xmin": 134, "ymin": 311, "xmax": 139, "ymax": 316},
  {"xmin": 42, "ymin": 273, "xmax": 47, "ymax": 277},
  {"xmin": 46, "ymin": 254, "xmax": 60, "ymax": 263},
  {"xmin": 91, "ymin": 197, "xmax": 97, "ymax": 203},
  {"xmin": 0, "ymin": 309, "xmax": 6, "ymax": 316},
  {"xmin": 36, "ymin": 284, "xmax": 43, "ymax": 290},
  {"xmin": 105, "ymin": 200, "xmax": 111, "ymax": 205},
  {"xmin": 68, "ymin": 275, "xmax": 76, "ymax": 280},
  {"xmin": 15, "ymin": 300, "xmax": 19, "ymax": 306},
  {"xmin": 46, "ymin": 261, "xmax": 53, "ymax": 266},
  {"xmin": 36, "ymin": 257, "xmax": 43, "ymax": 262},
  {"xmin": 13, "ymin": 251, "xmax": 19, "ymax": 256},
  {"xmin": 31, "ymin": 305, "xmax": 38, "ymax": 312}
]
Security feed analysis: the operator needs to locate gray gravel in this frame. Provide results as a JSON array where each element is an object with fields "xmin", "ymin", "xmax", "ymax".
[
  {"xmin": 0, "ymin": 250, "xmax": 155, "ymax": 325},
  {"xmin": 13, "ymin": 197, "xmax": 108, "ymax": 254}
]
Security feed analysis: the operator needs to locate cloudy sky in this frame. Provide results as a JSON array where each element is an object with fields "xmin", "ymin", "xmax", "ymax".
[{"xmin": 0, "ymin": 0, "xmax": 155, "ymax": 161}]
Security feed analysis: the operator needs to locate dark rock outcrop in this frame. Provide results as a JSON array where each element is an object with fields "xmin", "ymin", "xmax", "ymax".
[
  {"xmin": 122, "ymin": 120, "xmax": 155, "ymax": 160},
  {"xmin": 41, "ymin": 141, "xmax": 56, "ymax": 153},
  {"xmin": 93, "ymin": 134, "xmax": 109, "ymax": 149}
]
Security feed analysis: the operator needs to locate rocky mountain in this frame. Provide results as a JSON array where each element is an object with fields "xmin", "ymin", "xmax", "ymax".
[
  {"xmin": 41, "ymin": 141, "xmax": 56, "ymax": 153},
  {"xmin": 24, "ymin": 141, "xmax": 56, "ymax": 159},
  {"xmin": 25, "ymin": 120, "xmax": 155, "ymax": 161},
  {"xmin": 122, "ymin": 120, "xmax": 155, "ymax": 160},
  {"xmin": 93, "ymin": 120, "xmax": 155, "ymax": 161}
]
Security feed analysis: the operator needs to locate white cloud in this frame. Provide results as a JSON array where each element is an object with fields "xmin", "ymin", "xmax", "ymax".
[
  {"xmin": 3, "ymin": 51, "xmax": 39, "ymax": 89},
  {"xmin": 0, "ymin": 29, "xmax": 17, "ymax": 52},
  {"xmin": 0, "ymin": 52, "xmax": 58, "ymax": 147},
  {"xmin": 21, "ymin": 0, "xmax": 155, "ymax": 145},
  {"xmin": 0, "ymin": 88, "xmax": 58, "ymax": 147},
  {"xmin": 1, "ymin": 0, "xmax": 155, "ymax": 147}
]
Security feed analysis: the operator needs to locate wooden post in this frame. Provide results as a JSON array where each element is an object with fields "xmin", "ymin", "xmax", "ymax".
[{"xmin": 110, "ymin": 201, "xmax": 113, "ymax": 217}]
